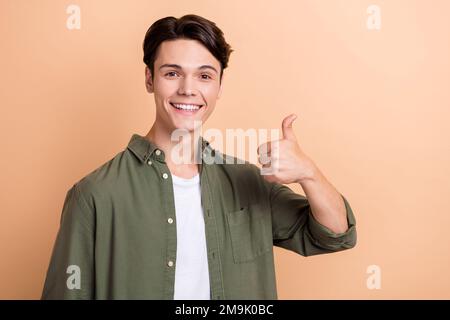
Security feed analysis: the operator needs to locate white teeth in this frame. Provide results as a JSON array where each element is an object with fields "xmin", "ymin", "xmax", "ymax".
[{"xmin": 172, "ymin": 103, "xmax": 201, "ymax": 111}]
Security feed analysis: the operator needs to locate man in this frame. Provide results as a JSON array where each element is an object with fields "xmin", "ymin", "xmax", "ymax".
[{"xmin": 42, "ymin": 14, "xmax": 356, "ymax": 300}]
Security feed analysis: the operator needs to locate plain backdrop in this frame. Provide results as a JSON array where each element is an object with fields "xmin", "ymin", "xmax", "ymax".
[{"xmin": 1, "ymin": 0, "xmax": 449, "ymax": 299}]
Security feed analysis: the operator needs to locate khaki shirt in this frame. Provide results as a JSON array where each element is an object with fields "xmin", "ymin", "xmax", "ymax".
[{"xmin": 42, "ymin": 133, "xmax": 357, "ymax": 299}]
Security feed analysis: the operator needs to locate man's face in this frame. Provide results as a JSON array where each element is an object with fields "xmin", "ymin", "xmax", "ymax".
[{"xmin": 145, "ymin": 38, "xmax": 223, "ymax": 133}]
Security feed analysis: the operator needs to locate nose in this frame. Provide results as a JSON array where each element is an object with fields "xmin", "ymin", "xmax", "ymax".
[{"xmin": 178, "ymin": 77, "xmax": 196, "ymax": 96}]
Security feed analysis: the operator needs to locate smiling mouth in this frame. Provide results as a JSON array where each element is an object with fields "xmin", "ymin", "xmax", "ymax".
[{"xmin": 169, "ymin": 102, "xmax": 204, "ymax": 112}]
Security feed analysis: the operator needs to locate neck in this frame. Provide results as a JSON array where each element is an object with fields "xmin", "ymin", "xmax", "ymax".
[{"xmin": 145, "ymin": 121, "xmax": 200, "ymax": 178}]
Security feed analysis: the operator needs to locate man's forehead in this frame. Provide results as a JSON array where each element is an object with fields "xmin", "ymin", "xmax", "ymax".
[{"xmin": 155, "ymin": 39, "xmax": 220, "ymax": 69}]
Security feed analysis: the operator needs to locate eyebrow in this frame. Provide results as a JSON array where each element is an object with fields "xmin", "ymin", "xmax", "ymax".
[{"xmin": 159, "ymin": 63, "xmax": 218, "ymax": 74}]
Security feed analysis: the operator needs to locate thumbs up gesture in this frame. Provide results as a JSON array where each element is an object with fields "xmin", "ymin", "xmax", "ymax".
[{"xmin": 257, "ymin": 114, "xmax": 317, "ymax": 184}]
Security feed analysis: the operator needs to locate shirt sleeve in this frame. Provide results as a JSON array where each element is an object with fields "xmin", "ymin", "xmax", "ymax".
[
  {"xmin": 41, "ymin": 183, "xmax": 95, "ymax": 299},
  {"xmin": 270, "ymin": 183, "xmax": 357, "ymax": 257}
]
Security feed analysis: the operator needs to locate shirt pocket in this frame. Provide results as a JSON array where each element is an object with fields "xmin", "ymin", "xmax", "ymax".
[{"xmin": 226, "ymin": 204, "xmax": 272, "ymax": 263}]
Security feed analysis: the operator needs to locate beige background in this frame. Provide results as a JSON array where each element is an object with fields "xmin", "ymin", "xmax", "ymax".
[{"xmin": 1, "ymin": 0, "xmax": 449, "ymax": 299}]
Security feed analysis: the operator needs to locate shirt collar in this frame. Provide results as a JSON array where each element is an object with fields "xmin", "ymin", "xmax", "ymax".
[{"xmin": 127, "ymin": 133, "xmax": 213, "ymax": 164}]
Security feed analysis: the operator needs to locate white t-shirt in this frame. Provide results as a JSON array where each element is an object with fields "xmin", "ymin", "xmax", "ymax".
[{"xmin": 171, "ymin": 173, "xmax": 210, "ymax": 300}]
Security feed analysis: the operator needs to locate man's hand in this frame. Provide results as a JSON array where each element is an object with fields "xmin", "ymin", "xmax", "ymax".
[
  {"xmin": 258, "ymin": 114, "xmax": 350, "ymax": 233},
  {"xmin": 257, "ymin": 114, "xmax": 318, "ymax": 184}
]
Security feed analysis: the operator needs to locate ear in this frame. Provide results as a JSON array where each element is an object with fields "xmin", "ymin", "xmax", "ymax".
[
  {"xmin": 145, "ymin": 66, "xmax": 154, "ymax": 93},
  {"xmin": 217, "ymin": 72, "xmax": 225, "ymax": 100}
]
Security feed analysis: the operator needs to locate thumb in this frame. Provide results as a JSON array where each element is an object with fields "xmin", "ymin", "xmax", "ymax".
[{"xmin": 282, "ymin": 114, "xmax": 298, "ymax": 141}]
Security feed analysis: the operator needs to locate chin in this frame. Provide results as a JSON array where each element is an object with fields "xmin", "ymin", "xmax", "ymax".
[{"xmin": 171, "ymin": 119, "xmax": 202, "ymax": 134}]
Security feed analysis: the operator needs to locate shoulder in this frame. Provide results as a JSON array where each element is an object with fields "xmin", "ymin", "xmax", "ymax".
[{"xmin": 69, "ymin": 148, "xmax": 134, "ymax": 206}]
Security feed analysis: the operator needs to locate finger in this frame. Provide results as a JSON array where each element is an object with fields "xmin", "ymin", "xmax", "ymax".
[
  {"xmin": 258, "ymin": 153, "xmax": 271, "ymax": 166},
  {"xmin": 261, "ymin": 156, "xmax": 279, "ymax": 173},
  {"xmin": 282, "ymin": 114, "xmax": 298, "ymax": 142},
  {"xmin": 257, "ymin": 141, "xmax": 272, "ymax": 155}
]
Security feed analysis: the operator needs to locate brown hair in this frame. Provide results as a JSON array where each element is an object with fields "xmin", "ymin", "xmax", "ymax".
[{"xmin": 143, "ymin": 14, "xmax": 233, "ymax": 82}]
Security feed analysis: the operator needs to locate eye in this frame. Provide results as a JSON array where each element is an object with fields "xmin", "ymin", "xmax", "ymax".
[
  {"xmin": 201, "ymin": 74, "xmax": 212, "ymax": 80},
  {"xmin": 165, "ymin": 71, "xmax": 179, "ymax": 78}
]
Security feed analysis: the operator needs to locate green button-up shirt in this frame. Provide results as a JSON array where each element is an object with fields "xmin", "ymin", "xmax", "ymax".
[{"xmin": 42, "ymin": 133, "xmax": 357, "ymax": 299}]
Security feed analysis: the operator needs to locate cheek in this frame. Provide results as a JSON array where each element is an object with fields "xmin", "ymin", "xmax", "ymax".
[
  {"xmin": 202, "ymin": 85, "xmax": 221, "ymax": 104},
  {"xmin": 154, "ymin": 78, "xmax": 178, "ymax": 97}
]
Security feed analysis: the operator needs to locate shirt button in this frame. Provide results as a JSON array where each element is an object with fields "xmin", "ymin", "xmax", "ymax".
[
  {"xmin": 147, "ymin": 160, "xmax": 152, "ymax": 165},
  {"xmin": 155, "ymin": 149, "xmax": 161, "ymax": 156},
  {"xmin": 167, "ymin": 260, "xmax": 174, "ymax": 267},
  {"xmin": 162, "ymin": 173, "xmax": 169, "ymax": 179},
  {"xmin": 167, "ymin": 218, "xmax": 174, "ymax": 224}
]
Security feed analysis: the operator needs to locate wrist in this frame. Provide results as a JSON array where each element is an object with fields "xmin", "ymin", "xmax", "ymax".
[{"xmin": 297, "ymin": 159, "xmax": 320, "ymax": 184}]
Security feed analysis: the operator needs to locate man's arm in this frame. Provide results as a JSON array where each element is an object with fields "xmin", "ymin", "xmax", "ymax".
[
  {"xmin": 299, "ymin": 163, "xmax": 349, "ymax": 234},
  {"xmin": 41, "ymin": 183, "xmax": 95, "ymax": 299},
  {"xmin": 269, "ymin": 181, "xmax": 356, "ymax": 257}
]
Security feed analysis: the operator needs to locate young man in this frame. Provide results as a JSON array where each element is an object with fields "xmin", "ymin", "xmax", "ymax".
[{"xmin": 42, "ymin": 14, "xmax": 356, "ymax": 300}]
